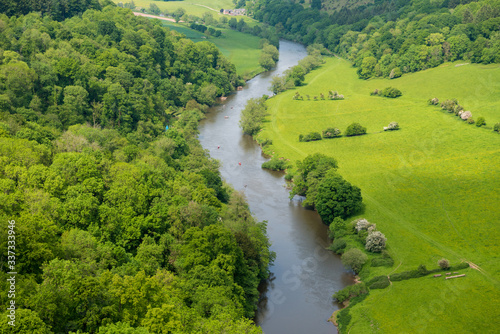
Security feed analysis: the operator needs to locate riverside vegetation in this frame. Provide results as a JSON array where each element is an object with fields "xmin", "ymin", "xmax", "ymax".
[
  {"xmin": 0, "ymin": 4, "xmax": 273, "ymax": 333},
  {"xmin": 257, "ymin": 54, "xmax": 500, "ymax": 333}
]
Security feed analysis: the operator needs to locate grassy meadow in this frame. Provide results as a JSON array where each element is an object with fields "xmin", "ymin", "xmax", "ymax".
[
  {"xmin": 159, "ymin": 20, "xmax": 262, "ymax": 77},
  {"xmin": 259, "ymin": 57, "xmax": 500, "ymax": 332}
]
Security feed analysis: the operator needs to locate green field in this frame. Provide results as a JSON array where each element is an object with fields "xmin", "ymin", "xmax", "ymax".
[
  {"xmin": 259, "ymin": 58, "xmax": 500, "ymax": 333},
  {"xmin": 159, "ymin": 20, "xmax": 262, "ymax": 77},
  {"xmin": 113, "ymin": 0, "xmax": 257, "ymax": 24}
]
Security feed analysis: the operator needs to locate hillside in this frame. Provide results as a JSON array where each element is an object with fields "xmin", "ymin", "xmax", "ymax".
[{"xmin": 259, "ymin": 57, "xmax": 500, "ymax": 333}]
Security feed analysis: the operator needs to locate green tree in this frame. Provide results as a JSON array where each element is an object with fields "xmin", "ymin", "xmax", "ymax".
[
  {"xmin": 345, "ymin": 123, "xmax": 367, "ymax": 136},
  {"xmin": 357, "ymin": 56, "xmax": 377, "ymax": 79},
  {"xmin": 259, "ymin": 53, "xmax": 275, "ymax": 71},
  {"xmin": 315, "ymin": 172, "xmax": 362, "ymax": 223},
  {"xmin": 239, "ymin": 97, "xmax": 267, "ymax": 135},
  {"xmin": 341, "ymin": 248, "xmax": 367, "ymax": 274}
]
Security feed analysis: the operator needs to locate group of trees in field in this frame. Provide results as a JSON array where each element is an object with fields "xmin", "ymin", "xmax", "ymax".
[
  {"xmin": 190, "ymin": 23, "xmax": 223, "ymax": 37},
  {"xmin": 0, "ymin": 5, "xmax": 272, "ymax": 333},
  {"xmin": 430, "ymin": 97, "xmax": 495, "ymax": 127},
  {"xmin": 370, "ymin": 87, "xmax": 403, "ymax": 98},
  {"xmin": 288, "ymin": 153, "xmax": 362, "ymax": 217},
  {"xmin": 250, "ymin": 0, "xmax": 500, "ymax": 79},
  {"xmin": 298, "ymin": 122, "xmax": 367, "ymax": 142}
]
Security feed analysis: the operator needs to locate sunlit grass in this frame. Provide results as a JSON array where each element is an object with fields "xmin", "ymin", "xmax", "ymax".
[
  {"xmin": 260, "ymin": 57, "xmax": 500, "ymax": 332},
  {"xmin": 159, "ymin": 20, "xmax": 262, "ymax": 77}
]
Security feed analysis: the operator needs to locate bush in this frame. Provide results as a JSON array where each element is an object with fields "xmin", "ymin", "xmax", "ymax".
[
  {"xmin": 336, "ymin": 308, "xmax": 352, "ymax": 331},
  {"xmin": 494, "ymin": 123, "xmax": 500, "ymax": 132},
  {"xmin": 262, "ymin": 157, "xmax": 288, "ymax": 171},
  {"xmin": 380, "ymin": 87, "xmax": 402, "ymax": 98},
  {"xmin": 299, "ymin": 132, "xmax": 322, "ymax": 142},
  {"xmin": 428, "ymin": 97, "xmax": 439, "ymax": 105},
  {"xmin": 341, "ymin": 248, "xmax": 368, "ymax": 274},
  {"xmin": 368, "ymin": 275, "xmax": 390, "ymax": 289},
  {"xmin": 441, "ymin": 99, "xmax": 458, "ymax": 111},
  {"xmin": 354, "ymin": 218, "xmax": 374, "ymax": 233},
  {"xmin": 459, "ymin": 110, "xmax": 472, "ymax": 120},
  {"xmin": 476, "ymin": 117, "xmax": 486, "ymax": 127},
  {"xmin": 322, "ymin": 127, "xmax": 341, "ymax": 138},
  {"xmin": 371, "ymin": 256, "xmax": 394, "ymax": 267},
  {"xmin": 332, "ymin": 283, "xmax": 367, "ymax": 303},
  {"xmin": 438, "ymin": 258, "xmax": 450, "ymax": 269},
  {"xmin": 365, "ymin": 231, "xmax": 387, "ymax": 252},
  {"xmin": 345, "ymin": 122, "xmax": 367, "ymax": 136},
  {"xmin": 390, "ymin": 270, "xmax": 420, "ymax": 281},
  {"xmin": 449, "ymin": 262, "xmax": 469, "ymax": 271},
  {"xmin": 329, "ymin": 217, "xmax": 347, "ymax": 238},
  {"xmin": 389, "ymin": 67, "xmax": 402, "ymax": 79},
  {"xmin": 384, "ymin": 122, "xmax": 399, "ymax": 131},
  {"xmin": 467, "ymin": 117, "xmax": 475, "ymax": 124},
  {"xmin": 370, "ymin": 89, "xmax": 380, "ymax": 96},
  {"xmin": 329, "ymin": 238, "xmax": 347, "ymax": 254}
]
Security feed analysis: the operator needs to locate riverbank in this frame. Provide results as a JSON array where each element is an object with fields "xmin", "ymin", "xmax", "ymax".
[
  {"xmin": 256, "ymin": 56, "xmax": 500, "ymax": 332},
  {"xmin": 199, "ymin": 40, "xmax": 354, "ymax": 334}
]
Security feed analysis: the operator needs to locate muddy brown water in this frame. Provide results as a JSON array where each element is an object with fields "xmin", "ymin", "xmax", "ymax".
[{"xmin": 198, "ymin": 40, "xmax": 354, "ymax": 334}]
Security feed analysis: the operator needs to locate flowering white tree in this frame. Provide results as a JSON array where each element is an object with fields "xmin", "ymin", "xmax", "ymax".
[{"xmin": 365, "ymin": 231, "xmax": 387, "ymax": 252}]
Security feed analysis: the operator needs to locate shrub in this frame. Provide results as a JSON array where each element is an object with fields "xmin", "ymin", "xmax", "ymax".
[
  {"xmin": 380, "ymin": 87, "xmax": 402, "ymax": 98},
  {"xmin": 476, "ymin": 117, "xmax": 486, "ymax": 127},
  {"xmin": 417, "ymin": 264, "xmax": 428, "ymax": 276},
  {"xmin": 390, "ymin": 270, "xmax": 420, "ymax": 281},
  {"xmin": 384, "ymin": 122, "xmax": 399, "ymax": 131},
  {"xmin": 467, "ymin": 117, "xmax": 475, "ymax": 124},
  {"xmin": 438, "ymin": 258, "xmax": 450, "ymax": 269},
  {"xmin": 336, "ymin": 308, "xmax": 352, "ymax": 331},
  {"xmin": 389, "ymin": 67, "xmax": 402, "ymax": 79},
  {"xmin": 355, "ymin": 218, "xmax": 374, "ymax": 233},
  {"xmin": 322, "ymin": 127, "xmax": 342, "ymax": 138},
  {"xmin": 329, "ymin": 238, "xmax": 347, "ymax": 254},
  {"xmin": 262, "ymin": 157, "xmax": 288, "ymax": 171},
  {"xmin": 449, "ymin": 262, "xmax": 469, "ymax": 271},
  {"xmin": 332, "ymin": 283, "xmax": 368, "ymax": 303},
  {"xmin": 459, "ymin": 110, "xmax": 472, "ymax": 120},
  {"xmin": 371, "ymin": 256, "xmax": 394, "ymax": 267},
  {"xmin": 368, "ymin": 275, "xmax": 390, "ymax": 289},
  {"xmin": 365, "ymin": 231, "xmax": 387, "ymax": 252},
  {"xmin": 441, "ymin": 99, "xmax": 457, "ymax": 112},
  {"xmin": 345, "ymin": 123, "xmax": 367, "ymax": 136},
  {"xmin": 370, "ymin": 89, "xmax": 380, "ymax": 96},
  {"xmin": 329, "ymin": 217, "xmax": 346, "ymax": 238},
  {"xmin": 299, "ymin": 132, "xmax": 322, "ymax": 142},
  {"xmin": 341, "ymin": 248, "xmax": 368, "ymax": 274},
  {"xmin": 494, "ymin": 123, "xmax": 500, "ymax": 132},
  {"xmin": 428, "ymin": 97, "xmax": 439, "ymax": 105}
]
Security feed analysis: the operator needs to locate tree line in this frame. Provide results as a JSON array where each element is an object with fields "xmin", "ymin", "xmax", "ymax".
[
  {"xmin": 250, "ymin": 0, "xmax": 500, "ymax": 79},
  {"xmin": 0, "ymin": 5, "xmax": 272, "ymax": 333}
]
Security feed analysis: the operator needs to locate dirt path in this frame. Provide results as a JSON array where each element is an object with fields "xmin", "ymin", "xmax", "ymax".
[{"xmin": 133, "ymin": 12, "xmax": 183, "ymax": 23}]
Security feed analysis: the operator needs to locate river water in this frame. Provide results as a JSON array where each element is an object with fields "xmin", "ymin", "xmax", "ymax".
[{"xmin": 198, "ymin": 40, "xmax": 353, "ymax": 334}]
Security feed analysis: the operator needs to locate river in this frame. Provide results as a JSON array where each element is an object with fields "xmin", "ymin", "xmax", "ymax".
[{"xmin": 198, "ymin": 40, "xmax": 354, "ymax": 334}]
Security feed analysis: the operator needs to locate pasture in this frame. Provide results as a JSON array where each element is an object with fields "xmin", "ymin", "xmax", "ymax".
[
  {"xmin": 159, "ymin": 20, "xmax": 262, "ymax": 77},
  {"xmin": 259, "ymin": 57, "xmax": 500, "ymax": 332}
]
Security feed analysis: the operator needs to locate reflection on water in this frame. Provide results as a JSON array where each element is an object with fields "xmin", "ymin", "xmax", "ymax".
[{"xmin": 198, "ymin": 40, "xmax": 354, "ymax": 334}]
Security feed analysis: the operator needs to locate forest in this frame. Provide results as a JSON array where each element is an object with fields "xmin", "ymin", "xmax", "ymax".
[
  {"xmin": 251, "ymin": 0, "xmax": 500, "ymax": 78},
  {"xmin": 0, "ymin": 4, "xmax": 272, "ymax": 333}
]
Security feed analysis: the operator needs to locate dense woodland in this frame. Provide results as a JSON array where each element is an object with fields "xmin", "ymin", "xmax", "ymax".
[
  {"xmin": 0, "ymin": 4, "xmax": 271, "ymax": 333},
  {"xmin": 251, "ymin": 0, "xmax": 500, "ymax": 78}
]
